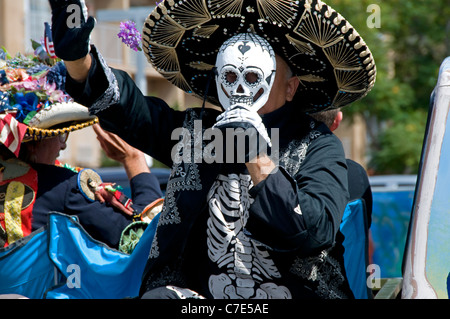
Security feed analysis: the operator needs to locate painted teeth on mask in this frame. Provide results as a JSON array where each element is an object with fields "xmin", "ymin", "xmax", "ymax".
[{"xmin": 230, "ymin": 96, "xmax": 253, "ymax": 106}]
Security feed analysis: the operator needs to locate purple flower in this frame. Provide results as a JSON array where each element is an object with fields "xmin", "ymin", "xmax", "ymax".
[{"xmin": 117, "ymin": 21, "xmax": 142, "ymax": 52}]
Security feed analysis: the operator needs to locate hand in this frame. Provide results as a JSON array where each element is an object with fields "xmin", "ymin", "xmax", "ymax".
[
  {"xmin": 93, "ymin": 124, "xmax": 138, "ymax": 164},
  {"xmin": 49, "ymin": 0, "xmax": 96, "ymax": 61},
  {"xmin": 213, "ymin": 104, "xmax": 271, "ymax": 163},
  {"xmin": 93, "ymin": 124, "xmax": 150, "ymax": 179}
]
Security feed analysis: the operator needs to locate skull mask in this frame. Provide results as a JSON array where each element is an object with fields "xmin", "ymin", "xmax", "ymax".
[{"xmin": 215, "ymin": 33, "xmax": 276, "ymax": 112}]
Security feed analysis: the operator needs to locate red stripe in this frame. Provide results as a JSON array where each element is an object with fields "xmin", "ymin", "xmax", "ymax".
[
  {"xmin": 0, "ymin": 114, "xmax": 27, "ymax": 156},
  {"xmin": 44, "ymin": 38, "xmax": 56, "ymax": 58}
]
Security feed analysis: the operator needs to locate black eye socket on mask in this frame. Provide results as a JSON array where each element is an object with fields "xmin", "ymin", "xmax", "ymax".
[
  {"xmin": 225, "ymin": 71, "xmax": 238, "ymax": 84},
  {"xmin": 245, "ymin": 72, "xmax": 260, "ymax": 85}
]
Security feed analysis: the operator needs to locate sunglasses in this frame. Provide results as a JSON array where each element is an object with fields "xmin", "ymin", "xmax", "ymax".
[{"xmin": 58, "ymin": 133, "xmax": 69, "ymax": 143}]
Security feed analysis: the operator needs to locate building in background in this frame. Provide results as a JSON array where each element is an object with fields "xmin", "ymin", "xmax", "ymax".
[{"xmin": 0, "ymin": 0, "xmax": 368, "ymax": 169}]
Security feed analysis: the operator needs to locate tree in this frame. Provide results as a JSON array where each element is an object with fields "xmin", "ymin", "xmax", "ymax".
[{"xmin": 331, "ymin": 0, "xmax": 450, "ymax": 174}]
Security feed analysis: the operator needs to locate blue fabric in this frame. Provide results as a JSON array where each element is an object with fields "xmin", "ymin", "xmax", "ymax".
[
  {"xmin": 0, "ymin": 212, "xmax": 159, "ymax": 299},
  {"xmin": 45, "ymin": 212, "xmax": 159, "ymax": 299},
  {"xmin": 340, "ymin": 199, "xmax": 371, "ymax": 299},
  {"xmin": 0, "ymin": 228, "xmax": 58, "ymax": 299}
]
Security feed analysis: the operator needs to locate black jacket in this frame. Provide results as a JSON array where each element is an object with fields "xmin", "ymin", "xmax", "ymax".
[
  {"xmin": 30, "ymin": 164, "xmax": 162, "ymax": 248},
  {"xmin": 66, "ymin": 46, "xmax": 353, "ymax": 299}
]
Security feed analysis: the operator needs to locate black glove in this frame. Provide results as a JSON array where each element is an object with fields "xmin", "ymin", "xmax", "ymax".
[
  {"xmin": 213, "ymin": 104, "xmax": 272, "ymax": 163},
  {"xmin": 49, "ymin": 0, "xmax": 96, "ymax": 61}
]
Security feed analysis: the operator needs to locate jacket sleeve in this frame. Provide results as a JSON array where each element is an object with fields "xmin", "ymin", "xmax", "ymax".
[
  {"xmin": 129, "ymin": 172, "xmax": 163, "ymax": 212},
  {"xmin": 65, "ymin": 46, "xmax": 186, "ymax": 167},
  {"xmin": 64, "ymin": 174, "xmax": 132, "ymax": 248},
  {"xmin": 246, "ymin": 134, "xmax": 349, "ymax": 255}
]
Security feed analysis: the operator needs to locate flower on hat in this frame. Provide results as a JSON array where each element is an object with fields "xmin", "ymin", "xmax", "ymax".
[
  {"xmin": 0, "ymin": 43, "xmax": 73, "ymax": 155},
  {"xmin": 117, "ymin": 20, "xmax": 142, "ymax": 52},
  {"xmin": 0, "ymin": 46, "xmax": 72, "ymax": 122}
]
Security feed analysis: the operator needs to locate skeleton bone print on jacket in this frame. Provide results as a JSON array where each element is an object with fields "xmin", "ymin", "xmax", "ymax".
[
  {"xmin": 206, "ymin": 173, "xmax": 291, "ymax": 299},
  {"xmin": 204, "ymin": 120, "xmax": 324, "ymax": 299}
]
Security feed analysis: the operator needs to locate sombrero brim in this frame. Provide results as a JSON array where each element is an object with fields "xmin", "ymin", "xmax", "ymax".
[
  {"xmin": 22, "ymin": 101, "xmax": 98, "ymax": 142},
  {"xmin": 142, "ymin": 0, "xmax": 376, "ymax": 113},
  {"xmin": 23, "ymin": 118, "xmax": 98, "ymax": 142}
]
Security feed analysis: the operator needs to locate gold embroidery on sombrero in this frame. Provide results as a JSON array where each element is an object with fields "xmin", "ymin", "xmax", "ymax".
[
  {"xmin": 294, "ymin": 5, "xmax": 345, "ymax": 48},
  {"xmin": 285, "ymin": 34, "xmax": 316, "ymax": 55},
  {"xmin": 193, "ymin": 25, "xmax": 220, "ymax": 39},
  {"xmin": 167, "ymin": 0, "xmax": 212, "ymax": 29},
  {"xmin": 335, "ymin": 69, "xmax": 368, "ymax": 93},
  {"xmin": 297, "ymin": 74, "xmax": 326, "ymax": 84},
  {"xmin": 332, "ymin": 91, "xmax": 367, "ymax": 109},
  {"xmin": 256, "ymin": 0, "xmax": 299, "ymax": 28},
  {"xmin": 209, "ymin": 0, "xmax": 244, "ymax": 18},
  {"xmin": 189, "ymin": 61, "xmax": 216, "ymax": 71},
  {"xmin": 146, "ymin": 16, "xmax": 186, "ymax": 47},
  {"xmin": 146, "ymin": 45, "xmax": 179, "ymax": 72},
  {"xmin": 324, "ymin": 41, "xmax": 363, "ymax": 71},
  {"xmin": 160, "ymin": 71, "xmax": 192, "ymax": 94}
]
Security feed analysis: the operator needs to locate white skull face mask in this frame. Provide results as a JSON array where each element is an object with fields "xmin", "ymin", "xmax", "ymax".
[{"xmin": 215, "ymin": 33, "xmax": 276, "ymax": 112}]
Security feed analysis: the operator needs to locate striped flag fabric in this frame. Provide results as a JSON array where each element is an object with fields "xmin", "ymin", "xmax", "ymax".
[
  {"xmin": 0, "ymin": 113, "xmax": 28, "ymax": 157},
  {"xmin": 44, "ymin": 22, "xmax": 57, "ymax": 59}
]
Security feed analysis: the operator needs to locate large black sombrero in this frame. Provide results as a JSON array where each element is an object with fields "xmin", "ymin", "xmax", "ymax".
[{"xmin": 142, "ymin": 0, "xmax": 376, "ymax": 113}]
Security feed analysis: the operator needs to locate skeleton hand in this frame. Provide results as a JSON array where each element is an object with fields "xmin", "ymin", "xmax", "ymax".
[
  {"xmin": 213, "ymin": 104, "xmax": 272, "ymax": 162},
  {"xmin": 49, "ymin": 0, "xmax": 96, "ymax": 61}
]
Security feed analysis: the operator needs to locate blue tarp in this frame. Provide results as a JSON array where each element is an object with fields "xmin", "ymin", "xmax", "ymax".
[
  {"xmin": 0, "ymin": 212, "xmax": 159, "ymax": 299},
  {"xmin": 46, "ymin": 212, "xmax": 158, "ymax": 299},
  {"xmin": 2, "ymin": 200, "xmax": 374, "ymax": 299},
  {"xmin": 0, "ymin": 228, "xmax": 57, "ymax": 299},
  {"xmin": 340, "ymin": 199, "xmax": 371, "ymax": 299}
]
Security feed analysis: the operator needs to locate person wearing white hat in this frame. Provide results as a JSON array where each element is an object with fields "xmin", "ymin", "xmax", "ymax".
[{"xmin": 0, "ymin": 47, "xmax": 163, "ymax": 249}]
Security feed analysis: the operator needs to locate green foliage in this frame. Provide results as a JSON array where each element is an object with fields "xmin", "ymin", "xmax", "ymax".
[
  {"xmin": 369, "ymin": 109, "xmax": 428, "ymax": 174},
  {"xmin": 331, "ymin": 0, "xmax": 449, "ymax": 174}
]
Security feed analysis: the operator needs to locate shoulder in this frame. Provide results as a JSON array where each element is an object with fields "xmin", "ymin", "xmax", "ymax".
[
  {"xmin": 32, "ymin": 163, "xmax": 78, "ymax": 179},
  {"xmin": 31, "ymin": 164, "xmax": 78, "ymax": 197},
  {"xmin": 346, "ymin": 159, "xmax": 370, "ymax": 190},
  {"xmin": 346, "ymin": 159, "xmax": 366, "ymax": 174},
  {"xmin": 298, "ymin": 116, "xmax": 344, "ymax": 155}
]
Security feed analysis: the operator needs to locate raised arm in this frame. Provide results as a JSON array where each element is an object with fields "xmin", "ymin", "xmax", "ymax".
[
  {"xmin": 65, "ymin": 56, "xmax": 92, "ymax": 83},
  {"xmin": 92, "ymin": 124, "xmax": 163, "ymax": 217},
  {"xmin": 93, "ymin": 123, "xmax": 149, "ymax": 180},
  {"xmin": 49, "ymin": 0, "xmax": 94, "ymax": 81}
]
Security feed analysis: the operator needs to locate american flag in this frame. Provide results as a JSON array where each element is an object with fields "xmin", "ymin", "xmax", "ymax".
[
  {"xmin": 0, "ymin": 113, "xmax": 27, "ymax": 157},
  {"xmin": 44, "ymin": 22, "xmax": 57, "ymax": 59}
]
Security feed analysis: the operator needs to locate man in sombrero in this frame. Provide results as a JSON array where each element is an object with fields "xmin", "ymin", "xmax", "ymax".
[{"xmin": 50, "ymin": 0, "xmax": 376, "ymax": 299}]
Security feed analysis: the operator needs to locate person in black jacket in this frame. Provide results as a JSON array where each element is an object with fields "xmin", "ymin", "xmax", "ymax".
[
  {"xmin": 49, "ymin": 0, "xmax": 376, "ymax": 299},
  {"xmin": 310, "ymin": 108, "xmax": 373, "ymax": 227}
]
